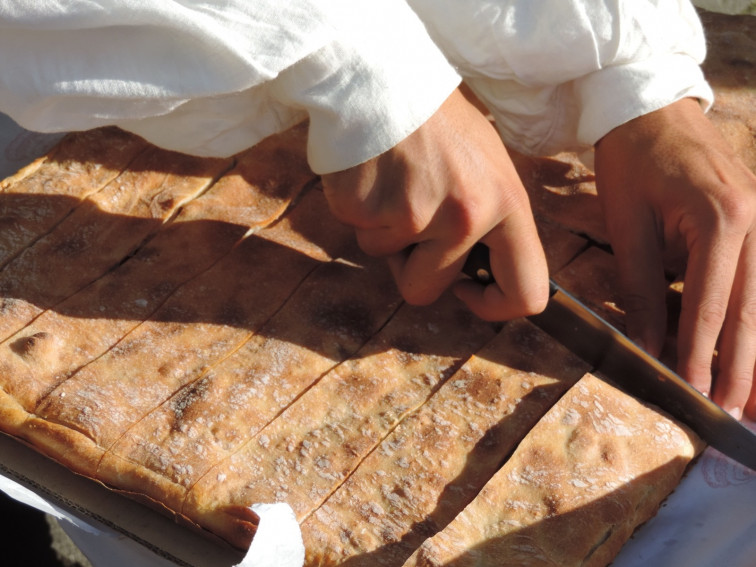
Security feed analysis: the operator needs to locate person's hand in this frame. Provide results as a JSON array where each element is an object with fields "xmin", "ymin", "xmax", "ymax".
[
  {"xmin": 594, "ymin": 98, "xmax": 756, "ymax": 420},
  {"xmin": 321, "ymin": 88, "xmax": 549, "ymax": 321}
]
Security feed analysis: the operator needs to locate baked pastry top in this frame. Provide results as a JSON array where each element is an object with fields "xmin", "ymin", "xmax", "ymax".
[
  {"xmin": 0, "ymin": 10, "xmax": 749, "ymax": 566},
  {"xmin": 0, "ymin": 121, "xmax": 702, "ymax": 566}
]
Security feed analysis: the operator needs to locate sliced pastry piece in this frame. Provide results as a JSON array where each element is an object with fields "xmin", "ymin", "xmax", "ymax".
[
  {"xmin": 0, "ymin": 128, "xmax": 148, "ymax": 266},
  {"xmin": 97, "ymin": 250, "xmax": 401, "ymax": 524},
  {"xmin": 403, "ymin": 372, "xmax": 704, "ymax": 567},
  {"xmin": 534, "ymin": 216, "xmax": 588, "ymax": 274},
  {"xmin": 552, "ymin": 245, "xmax": 625, "ymax": 330},
  {"xmin": 0, "ymin": 146, "xmax": 231, "ymax": 344}
]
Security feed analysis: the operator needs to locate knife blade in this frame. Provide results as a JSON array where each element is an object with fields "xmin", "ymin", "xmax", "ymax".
[{"xmin": 463, "ymin": 242, "xmax": 756, "ymax": 471}]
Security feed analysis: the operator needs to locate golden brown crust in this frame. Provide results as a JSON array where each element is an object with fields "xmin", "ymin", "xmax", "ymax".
[
  {"xmin": 96, "ymin": 247, "xmax": 403, "ymax": 517},
  {"xmin": 183, "ymin": 293, "xmax": 498, "ymax": 550},
  {"xmin": 300, "ymin": 319, "xmax": 590, "ymax": 566},
  {"xmin": 0, "ymin": 386, "xmax": 30, "ymax": 432},
  {"xmin": 402, "ymin": 373, "xmax": 704, "ymax": 567},
  {"xmin": 15, "ymin": 416, "xmax": 105, "ymax": 476},
  {"xmin": 0, "ymin": 127, "xmax": 707, "ymax": 561},
  {"xmin": 0, "ymin": 128, "xmax": 148, "ymax": 265}
]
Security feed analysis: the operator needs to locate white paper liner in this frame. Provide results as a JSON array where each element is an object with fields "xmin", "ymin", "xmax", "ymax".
[
  {"xmin": 612, "ymin": 418, "xmax": 756, "ymax": 567},
  {"xmin": 0, "ymin": 471, "xmax": 305, "ymax": 567},
  {"xmin": 244, "ymin": 503, "xmax": 305, "ymax": 567},
  {"xmin": 56, "ymin": 501, "xmax": 304, "ymax": 567}
]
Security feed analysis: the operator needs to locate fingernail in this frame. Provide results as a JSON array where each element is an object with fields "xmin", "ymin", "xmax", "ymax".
[{"xmin": 726, "ymin": 406, "xmax": 742, "ymax": 421}]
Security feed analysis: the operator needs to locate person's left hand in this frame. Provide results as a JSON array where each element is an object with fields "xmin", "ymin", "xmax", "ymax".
[{"xmin": 594, "ymin": 98, "xmax": 756, "ymax": 421}]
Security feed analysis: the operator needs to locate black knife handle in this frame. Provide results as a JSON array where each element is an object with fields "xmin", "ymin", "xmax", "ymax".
[
  {"xmin": 462, "ymin": 242, "xmax": 495, "ymax": 284},
  {"xmin": 462, "ymin": 243, "xmax": 557, "ymax": 296}
]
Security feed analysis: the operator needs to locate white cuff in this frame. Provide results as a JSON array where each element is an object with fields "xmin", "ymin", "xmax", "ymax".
[
  {"xmin": 575, "ymin": 52, "xmax": 714, "ymax": 146},
  {"xmin": 270, "ymin": 1, "xmax": 460, "ymax": 174}
]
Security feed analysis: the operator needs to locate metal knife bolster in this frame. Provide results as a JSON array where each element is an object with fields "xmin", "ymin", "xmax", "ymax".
[{"xmin": 462, "ymin": 243, "xmax": 756, "ymax": 471}]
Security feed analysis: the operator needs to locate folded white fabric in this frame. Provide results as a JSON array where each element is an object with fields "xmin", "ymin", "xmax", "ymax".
[
  {"xmin": 0, "ymin": 0, "xmax": 459, "ymax": 172},
  {"xmin": 0, "ymin": 0, "xmax": 713, "ymax": 172},
  {"xmin": 408, "ymin": 0, "xmax": 713, "ymax": 156}
]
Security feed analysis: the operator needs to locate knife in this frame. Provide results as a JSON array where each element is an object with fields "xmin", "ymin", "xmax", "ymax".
[{"xmin": 463, "ymin": 242, "xmax": 756, "ymax": 471}]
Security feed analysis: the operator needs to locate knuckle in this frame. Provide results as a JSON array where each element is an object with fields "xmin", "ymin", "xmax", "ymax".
[
  {"xmin": 734, "ymin": 298, "xmax": 756, "ymax": 333},
  {"xmin": 677, "ymin": 354, "xmax": 713, "ymax": 391},
  {"xmin": 681, "ymin": 368, "xmax": 712, "ymax": 396},
  {"xmin": 490, "ymin": 176, "xmax": 531, "ymax": 217},
  {"xmin": 716, "ymin": 190, "xmax": 753, "ymax": 231},
  {"xmin": 441, "ymin": 196, "xmax": 485, "ymax": 244},
  {"xmin": 509, "ymin": 281, "xmax": 550, "ymax": 319},
  {"xmin": 726, "ymin": 371, "xmax": 754, "ymax": 394},
  {"xmin": 398, "ymin": 282, "xmax": 435, "ymax": 307},
  {"xmin": 690, "ymin": 297, "xmax": 729, "ymax": 331},
  {"xmin": 322, "ymin": 182, "xmax": 380, "ymax": 230},
  {"xmin": 403, "ymin": 208, "xmax": 432, "ymax": 239}
]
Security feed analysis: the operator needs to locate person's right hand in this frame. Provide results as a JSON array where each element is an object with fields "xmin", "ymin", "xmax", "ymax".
[{"xmin": 321, "ymin": 88, "xmax": 549, "ymax": 321}]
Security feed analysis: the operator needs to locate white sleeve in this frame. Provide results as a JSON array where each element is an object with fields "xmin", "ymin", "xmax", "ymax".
[
  {"xmin": 407, "ymin": 0, "xmax": 714, "ymax": 156},
  {"xmin": 269, "ymin": 1, "xmax": 461, "ymax": 173},
  {"xmin": 0, "ymin": 0, "xmax": 460, "ymax": 173}
]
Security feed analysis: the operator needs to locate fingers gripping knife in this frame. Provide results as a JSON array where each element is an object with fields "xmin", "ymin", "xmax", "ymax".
[{"xmin": 463, "ymin": 243, "xmax": 756, "ymax": 471}]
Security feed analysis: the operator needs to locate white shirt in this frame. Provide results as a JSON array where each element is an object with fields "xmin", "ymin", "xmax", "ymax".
[{"xmin": 0, "ymin": 0, "xmax": 713, "ymax": 173}]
